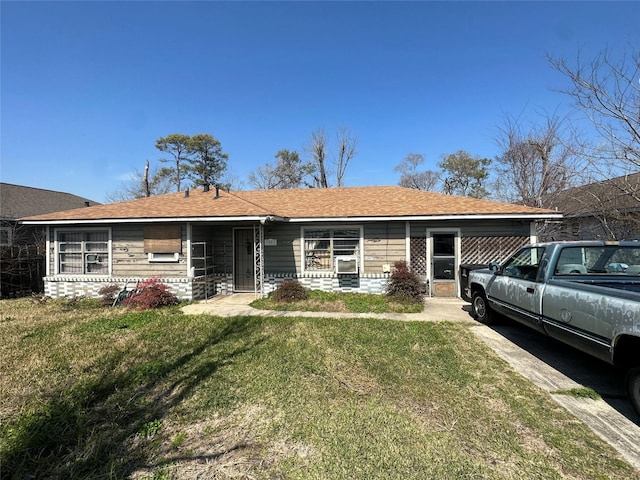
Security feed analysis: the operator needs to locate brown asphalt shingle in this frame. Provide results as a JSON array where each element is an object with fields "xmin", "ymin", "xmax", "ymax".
[{"xmin": 20, "ymin": 186, "xmax": 558, "ymax": 222}]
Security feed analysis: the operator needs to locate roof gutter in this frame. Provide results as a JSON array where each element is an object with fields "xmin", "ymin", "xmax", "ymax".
[
  {"xmin": 286, "ymin": 213, "xmax": 563, "ymax": 222},
  {"xmin": 20, "ymin": 215, "xmax": 285, "ymax": 226},
  {"xmin": 20, "ymin": 212, "xmax": 561, "ymax": 226}
]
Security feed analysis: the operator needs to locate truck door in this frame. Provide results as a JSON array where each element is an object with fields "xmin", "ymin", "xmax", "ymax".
[{"xmin": 487, "ymin": 246, "xmax": 545, "ymax": 331}]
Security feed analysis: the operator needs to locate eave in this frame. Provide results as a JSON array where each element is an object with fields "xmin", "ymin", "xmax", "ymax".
[{"xmin": 21, "ymin": 212, "xmax": 562, "ymax": 226}]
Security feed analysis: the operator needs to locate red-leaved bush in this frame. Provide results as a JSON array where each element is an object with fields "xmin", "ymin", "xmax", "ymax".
[
  {"xmin": 121, "ymin": 279, "xmax": 179, "ymax": 310},
  {"xmin": 385, "ymin": 260, "xmax": 424, "ymax": 303}
]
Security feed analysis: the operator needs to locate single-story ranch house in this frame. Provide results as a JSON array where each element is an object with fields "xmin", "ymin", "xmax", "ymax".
[{"xmin": 20, "ymin": 185, "xmax": 562, "ymax": 300}]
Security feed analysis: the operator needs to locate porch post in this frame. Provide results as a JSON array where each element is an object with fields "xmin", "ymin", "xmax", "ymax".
[{"xmin": 254, "ymin": 223, "xmax": 264, "ymax": 298}]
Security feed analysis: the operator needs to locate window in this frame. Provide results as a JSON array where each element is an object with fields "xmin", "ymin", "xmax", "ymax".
[
  {"xmin": 144, "ymin": 225, "xmax": 181, "ymax": 262},
  {"xmin": 144, "ymin": 225, "xmax": 181, "ymax": 254},
  {"xmin": 503, "ymin": 247, "xmax": 545, "ymax": 280},
  {"xmin": 432, "ymin": 233, "xmax": 455, "ymax": 280},
  {"xmin": 303, "ymin": 227, "xmax": 361, "ymax": 272},
  {"xmin": 0, "ymin": 227, "xmax": 12, "ymax": 246},
  {"xmin": 57, "ymin": 230, "xmax": 109, "ymax": 274},
  {"xmin": 556, "ymin": 246, "xmax": 640, "ymax": 275}
]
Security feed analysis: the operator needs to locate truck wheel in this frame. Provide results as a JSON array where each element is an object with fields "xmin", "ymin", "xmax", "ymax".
[
  {"xmin": 472, "ymin": 291, "xmax": 495, "ymax": 325},
  {"xmin": 626, "ymin": 367, "xmax": 640, "ymax": 416}
]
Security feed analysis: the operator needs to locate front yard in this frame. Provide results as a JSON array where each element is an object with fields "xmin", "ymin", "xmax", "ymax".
[{"xmin": 0, "ymin": 297, "xmax": 636, "ymax": 479}]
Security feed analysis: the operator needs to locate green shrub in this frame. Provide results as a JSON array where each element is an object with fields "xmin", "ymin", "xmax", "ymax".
[
  {"xmin": 385, "ymin": 260, "xmax": 424, "ymax": 303},
  {"xmin": 122, "ymin": 279, "xmax": 179, "ymax": 310},
  {"xmin": 273, "ymin": 280, "xmax": 308, "ymax": 303}
]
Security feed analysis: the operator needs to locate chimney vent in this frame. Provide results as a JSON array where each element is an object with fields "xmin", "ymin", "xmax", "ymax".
[
  {"xmin": 84, "ymin": 201, "xmax": 90, "ymax": 207},
  {"xmin": 203, "ymin": 184, "xmax": 210, "ymax": 192},
  {"xmin": 215, "ymin": 185, "xmax": 220, "ymax": 198},
  {"xmin": 184, "ymin": 189, "xmax": 190, "ymax": 198}
]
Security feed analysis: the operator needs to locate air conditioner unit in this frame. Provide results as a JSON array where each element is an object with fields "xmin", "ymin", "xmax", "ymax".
[
  {"xmin": 85, "ymin": 254, "xmax": 101, "ymax": 263},
  {"xmin": 335, "ymin": 255, "xmax": 358, "ymax": 274}
]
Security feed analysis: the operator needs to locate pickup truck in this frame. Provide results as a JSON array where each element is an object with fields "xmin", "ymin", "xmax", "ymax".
[{"xmin": 468, "ymin": 241, "xmax": 640, "ymax": 415}]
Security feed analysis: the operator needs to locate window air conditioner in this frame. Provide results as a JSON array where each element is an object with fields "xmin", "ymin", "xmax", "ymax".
[{"xmin": 335, "ymin": 255, "xmax": 358, "ymax": 274}]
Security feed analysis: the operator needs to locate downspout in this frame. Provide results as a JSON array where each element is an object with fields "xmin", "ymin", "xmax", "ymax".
[
  {"xmin": 405, "ymin": 221, "xmax": 411, "ymax": 265},
  {"xmin": 45, "ymin": 225, "xmax": 51, "ymax": 277},
  {"xmin": 529, "ymin": 221, "xmax": 537, "ymax": 244},
  {"xmin": 186, "ymin": 222, "xmax": 193, "ymax": 277}
]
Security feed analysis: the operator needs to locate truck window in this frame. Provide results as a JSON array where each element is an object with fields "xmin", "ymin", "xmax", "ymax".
[
  {"xmin": 557, "ymin": 246, "xmax": 640, "ymax": 275},
  {"xmin": 503, "ymin": 247, "xmax": 545, "ymax": 280}
]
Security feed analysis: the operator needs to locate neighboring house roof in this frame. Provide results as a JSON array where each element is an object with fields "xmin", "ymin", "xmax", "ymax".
[
  {"xmin": 1, "ymin": 182, "xmax": 100, "ymax": 221},
  {"xmin": 20, "ymin": 185, "xmax": 561, "ymax": 224},
  {"xmin": 542, "ymin": 173, "xmax": 640, "ymax": 217}
]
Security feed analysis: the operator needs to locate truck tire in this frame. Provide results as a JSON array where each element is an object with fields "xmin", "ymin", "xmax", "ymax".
[
  {"xmin": 625, "ymin": 367, "xmax": 640, "ymax": 416},
  {"xmin": 472, "ymin": 290, "xmax": 496, "ymax": 325}
]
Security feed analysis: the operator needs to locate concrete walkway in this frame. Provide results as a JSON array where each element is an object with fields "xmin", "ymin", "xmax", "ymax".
[
  {"xmin": 181, "ymin": 293, "xmax": 474, "ymax": 322},
  {"xmin": 181, "ymin": 294, "xmax": 640, "ymax": 472}
]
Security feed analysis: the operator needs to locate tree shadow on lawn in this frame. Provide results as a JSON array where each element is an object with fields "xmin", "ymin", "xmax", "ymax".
[{"xmin": 1, "ymin": 315, "xmax": 265, "ymax": 479}]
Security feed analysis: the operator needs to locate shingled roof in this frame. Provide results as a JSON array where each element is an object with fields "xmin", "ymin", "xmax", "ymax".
[
  {"xmin": 542, "ymin": 173, "xmax": 640, "ymax": 217},
  {"xmin": 20, "ymin": 185, "xmax": 560, "ymax": 224},
  {"xmin": 1, "ymin": 183, "xmax": 100, "ymax": 220}
]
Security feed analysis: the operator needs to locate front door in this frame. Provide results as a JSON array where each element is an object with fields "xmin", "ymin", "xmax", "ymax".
[
  {"xmin": 234, "ymin": 228, "xmax": 255, "ymax": 292},
  {"xmin": 429, "ymin": 232, "xmax": 458, "ymax": 296}
]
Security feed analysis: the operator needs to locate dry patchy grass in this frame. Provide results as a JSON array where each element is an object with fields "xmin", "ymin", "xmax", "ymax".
[{"xmin": 1, "ymin": 298, "xmax": 637, "ymax": 480}]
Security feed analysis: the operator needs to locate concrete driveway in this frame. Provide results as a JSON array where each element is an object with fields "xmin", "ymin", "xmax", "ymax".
[{"xmin": 470, "ymin": 320, "xmax": 640, "ymax": 472}]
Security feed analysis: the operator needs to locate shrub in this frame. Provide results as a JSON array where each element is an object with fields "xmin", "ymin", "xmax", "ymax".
[
  {"xmin": 385, "ymin": 260, "xmax": 424, "ymax": 303},
  {"xmin": 121, "ymin": 279, "xmax": 179, "ymax": 310},
  {"xmin": 98, "ymin": 283, "xmax": 121, "ymax": 306},
  {"xmin": 273, "ymin": 280, "xmax": 308, "ymax": 303}
]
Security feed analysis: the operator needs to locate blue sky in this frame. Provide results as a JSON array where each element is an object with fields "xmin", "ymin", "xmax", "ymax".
[{"xmin": 2, "ymin": 1, "xmax": 638, "ymax": 202}]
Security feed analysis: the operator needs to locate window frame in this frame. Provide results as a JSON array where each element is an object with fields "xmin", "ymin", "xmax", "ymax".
[
  {"xmin": 54, "ymin": 227, "xmax": 111, "ymax": 275},
  {"xmin": 0, "ymin": 226, "xmax": 13, "ymax": 246},
  {"xmin": 301, "ymin": 225, "xmax": 363, "ymax": 274}
]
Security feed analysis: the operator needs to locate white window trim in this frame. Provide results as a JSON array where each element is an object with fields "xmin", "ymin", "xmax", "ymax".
[
  {"xmin": 148, "ymin": 252, "xmax": 180, "ymax": 263},
  {"xmin": 54, "ymin": 227, "xmax": 112, "ymax": 275},
  {"xmin": 300, "ymin": 225, "xmax": 363, "ymax": 275}
]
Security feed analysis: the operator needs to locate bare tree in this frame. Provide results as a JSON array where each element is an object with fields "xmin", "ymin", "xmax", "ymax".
[
  {"xmin": 306, "ymin": 127, "xmax": 359, "ymax": 188},
  {"xmin": 248, "ymin": 164, "xmax": 278, "ymax": 190},
  {"xmin": 548, "ymin": 48, "xmax": 640, "ymax": 173},
  {"xmin": 394, "ymin": 153, "xmax": 441, "ymax": 190},
  {"xmin": 335, "ymin": 127, "xmax": 358, "ymax": 187},
  {"xmin": 308, "ymin": 128, "xmax": 330, "ymax": 187},
  {"xmin": 494, "ymin": 112, "xmax": 580, "ymax": 206},
  {"xmin": 106, "ymin": 162, "xmax": 173, "ymax": 202}
]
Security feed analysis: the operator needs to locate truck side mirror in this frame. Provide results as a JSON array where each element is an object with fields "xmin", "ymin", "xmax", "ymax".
[{"xmin": 488, "ymin": 261, "xmax": 500, "ymax": 273}]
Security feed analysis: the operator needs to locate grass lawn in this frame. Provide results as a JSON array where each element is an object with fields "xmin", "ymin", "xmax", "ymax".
[
  {"xmin": 0, "ymin": 297, "xmax": 636, "ymax": 479},
  {"xmin": 250, "ymin": 290, "xmax": 424, "ymax": 314}
]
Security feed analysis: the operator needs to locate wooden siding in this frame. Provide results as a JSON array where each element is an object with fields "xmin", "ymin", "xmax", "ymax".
[
  {"xmin": 263, "ymin": 223, "xmax": 299, "ymax": 273},
  {"xmin": 362, "ymin": 222, "xmax": 405, "ymax": 273},
  {"xmin": 262, "ymin": 222, "xmax": 406, "ymax": 275},
  {"xmin": 112, "ymin": 224, "xmax": 187, "ymax": 277},
  {"xmin": 409, "ymin": 219, "xmax": 532, "ymax": 237},
  {"xmin": 44, "ymin": 219, "xmax": 533, "ymax": 281}
]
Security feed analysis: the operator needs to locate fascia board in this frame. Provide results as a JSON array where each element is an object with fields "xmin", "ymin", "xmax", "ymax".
[
  {"xmin": 286, "ymin": 213, "xmax": 563, "ymax": 222},
  {"xmin": 21, "ymin": 215, "xmax": 276, "ymax": 225},
  {"xmin": 21, "ymin": 213, "xmax": 562, "ymax": 225}
]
